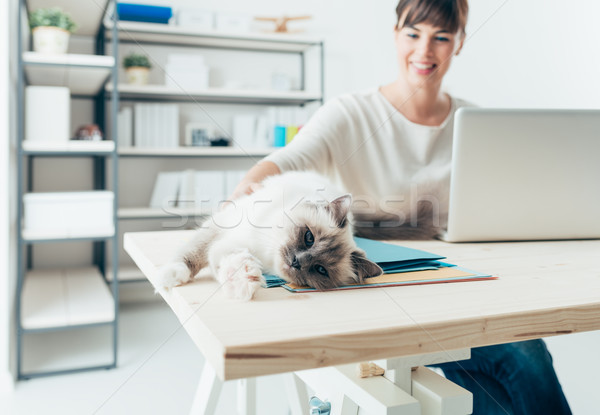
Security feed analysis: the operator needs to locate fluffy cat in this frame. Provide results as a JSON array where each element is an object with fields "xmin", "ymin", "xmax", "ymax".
[{"xmin": 157, "ymin": 171, "xmax": 383, "ymax": 300}]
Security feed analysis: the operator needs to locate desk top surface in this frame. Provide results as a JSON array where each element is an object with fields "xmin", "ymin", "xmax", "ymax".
[{"xmin": 124, "ymin": 230, "xmax": 600, "ymax": 380}]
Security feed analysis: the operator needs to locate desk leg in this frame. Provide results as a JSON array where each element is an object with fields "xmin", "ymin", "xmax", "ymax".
[
  {"xmin": 190, "ymin": 363, "xmax": 223, "ymax": 415},
  {"xmin": 296, "ymin": 349, "xmax": 473, "ymax": 415},
  {"xmin": 295, "ymin": 365, "xmax": 419, "ymax": 415},
  {"xmin": 330, "ymin": 394, "xmax": 359, "ymax": 415},
  {"xmin": 283, "ymin": 373, "xmax": 310, "ymax": 415},
  {"xmin": 375, "ymin": 349, "xmax": 473, "ymax": 415},
  {"xmin": 237, "ymin": 378, "xmax": 257, "ymax": 415}
]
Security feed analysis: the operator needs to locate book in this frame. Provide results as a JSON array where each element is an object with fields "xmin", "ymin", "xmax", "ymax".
[
  {"xmin": 117, "ymin": 107, "xmax": 132, "ymax": 147},
  {"xmin": 149, "ymin": 171, "xmax": 182, "ymax": 209},
  {"xmin": 264, "ymin": 265, "xmax": 496, "ymax": 292}
]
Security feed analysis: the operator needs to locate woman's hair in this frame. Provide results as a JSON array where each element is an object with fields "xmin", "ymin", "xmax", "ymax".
[{"xmin": 395, "ymin": 0, "xmax": 469, "ymax": 35}]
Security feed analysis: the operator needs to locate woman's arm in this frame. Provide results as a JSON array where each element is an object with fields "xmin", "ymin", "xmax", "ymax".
[{"xmin": 228, "ymin": 160, "xmax": 281, "ymax": 200}]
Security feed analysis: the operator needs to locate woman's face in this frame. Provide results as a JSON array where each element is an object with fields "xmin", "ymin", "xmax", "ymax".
[{"xmin": 394, "ymin": 21, "xmax": 464, "ymax": 89}]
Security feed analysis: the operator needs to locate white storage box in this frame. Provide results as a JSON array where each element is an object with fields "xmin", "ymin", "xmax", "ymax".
[
  {"xmin": 175, "ymin": 8, "xmax": 214, "ymax": 30},
  {"xmin": 165, "ymin": 64, "xmax": 209, "ymax": 90},
  {"xmin": 25, "ymin": 86, "xmax": 70, "ymax": 143},
  {"xmin": 165, "ymin": 54, "xmax": 209, "ymax": 90},
  {"xmin": 23, "ymin": 191, "xmax": 114, "ymax": 240}
]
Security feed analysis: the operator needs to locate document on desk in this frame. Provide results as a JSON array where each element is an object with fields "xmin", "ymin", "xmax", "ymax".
[{"xmin": 263, "ymin": 237, "xmax": 496, "ymax": 291}]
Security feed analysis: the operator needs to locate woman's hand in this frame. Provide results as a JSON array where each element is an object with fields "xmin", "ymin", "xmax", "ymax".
[
  {"xmin": 228, "ymin": 180, "xmax": 264, "ymax": 201},
  {"xmin": 221, "ymin": 161, "xmax": 281, "ymax": 209}
]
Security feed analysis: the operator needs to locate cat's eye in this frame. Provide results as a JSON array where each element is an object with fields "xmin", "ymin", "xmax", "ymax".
[
  {"xmin": 315, "ymin": 265, "xmax": 328, "ymax": 277},
  {"xmin": 304, "ymin": 229, "xmax": 314, "ymax": 247}
]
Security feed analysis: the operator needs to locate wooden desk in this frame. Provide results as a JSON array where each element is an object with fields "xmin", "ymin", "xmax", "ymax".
[{"xmin": 124, "ymin": 231, "xmax": 600, "ymax": 413}]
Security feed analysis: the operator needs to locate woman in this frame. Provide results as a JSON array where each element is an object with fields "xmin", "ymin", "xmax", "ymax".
[{"xmin": 231, "ymin": 0, "xmax": 571, "ymax": 413}]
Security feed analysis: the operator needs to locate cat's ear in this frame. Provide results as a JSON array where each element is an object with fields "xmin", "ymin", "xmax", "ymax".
[
  {"xmin": 327, "ymin": 194, "xmax": 352, "ymax": 228},
  {"xmin": 351, "ymin": 249, "xmax": 383, "ymax": 283}
]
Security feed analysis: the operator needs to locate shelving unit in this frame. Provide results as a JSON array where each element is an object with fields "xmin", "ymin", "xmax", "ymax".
[
  {"xmin": 21, "ymin": 268, "xmax": 115, "ymax": 331},
  {"xmin": 110, "ymin": 15, "xmax": 325, "ymax": 283},
  {"xmin": 108, "ymin": 83, "xmax": 322, "ymax": 105},
  {"xmin": 23, "ymin": 52, "xmax": 115, "ymax": 96},
  {"xmin": 16, "ymin": 0, "xmax": 119, "ymax": 379},
  {"xmin": 107, "ymin": 20, "xmax": 323, "ymax": 52},
  {"xmin": 118, "ymin": 206, "xmax": 210, "ymax": 220},
  {"xmin": 118, "ymin": 146, "xmax": 275, "ymax": 158}
]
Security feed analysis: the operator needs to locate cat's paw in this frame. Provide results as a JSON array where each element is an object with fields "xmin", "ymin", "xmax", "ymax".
[
  {"xmin": 217, "ymin": 251, "xmax": 265, "ymax": 301},
  {"xmin": 156, "ymin": 261, "xmax": 192, "ymax": 289}
]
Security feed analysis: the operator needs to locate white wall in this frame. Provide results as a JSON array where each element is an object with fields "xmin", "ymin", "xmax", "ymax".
[
  {"xmin": 1, "ymin": 0, "xmax": 16, "ymax": 396},
  {"xmin": 446, "ymin": 0, "xmax": 600, "ymax": 108},
  {"xmin": 168, "ymin": 0, "xmax": 600, "ymax": 109}
]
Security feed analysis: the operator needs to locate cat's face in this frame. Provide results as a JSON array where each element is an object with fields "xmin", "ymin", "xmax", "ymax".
[{"xmin": 275, "ymin": 195, "xmax": 382, "ymax": 290}]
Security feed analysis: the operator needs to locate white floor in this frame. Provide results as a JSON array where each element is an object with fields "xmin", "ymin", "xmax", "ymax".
[
  {"xmin": 2, "ymin": 284, "xmax": 600, "ymax": 415},
  {"xmin": 3, "ymin": 286, "xmax": 291, "ymax": 415}
]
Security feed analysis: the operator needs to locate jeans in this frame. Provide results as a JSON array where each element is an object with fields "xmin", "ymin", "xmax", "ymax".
[{"xmin": 432, "ymin": 340, "xmax": 571, "ymax": 415}]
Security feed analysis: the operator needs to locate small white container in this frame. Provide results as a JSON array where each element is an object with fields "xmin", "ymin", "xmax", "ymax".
[
  {"xmin": 165, "ymin": 63, "xmax": 209, "ymax": 90},
  {"xmin": 215, "ymin": 12, "xmax": 251, "ymax": 33},
  {"xmin": 25, "ymin": 86, "xmax": 70, "ymax": 143},
  {"xmin": 23, "ymin": 191, "xmax": 114, "ymax": 240},
  {"xmin": 176, "ymin": 8, "xmax": 214, "ymax": 30}
]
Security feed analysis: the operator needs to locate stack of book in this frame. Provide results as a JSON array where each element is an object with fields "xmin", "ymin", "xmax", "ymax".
[
  {"xmin": 133, "ymin": 103, "xmax": 179, "ymax": 148},
  {"xmin": 149, "ymin": 170, "xmax": 245, "ymax": 211}
]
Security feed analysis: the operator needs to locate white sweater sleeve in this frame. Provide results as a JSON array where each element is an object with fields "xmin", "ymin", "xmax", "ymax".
[{"xmin": 263, "ymin": 98, "xmax": 350, "ymax": 173}]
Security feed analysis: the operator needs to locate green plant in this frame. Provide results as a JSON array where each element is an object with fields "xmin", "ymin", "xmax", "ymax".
[
  {"xmin": 29, "ymin": 8, "xmax": 77, "ymax": 33},
  {"xmin": 123, "ymin": 53, "xmax": 152, "ymax": 69}
]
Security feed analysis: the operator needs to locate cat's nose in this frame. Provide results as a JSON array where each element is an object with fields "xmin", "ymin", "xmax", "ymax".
[{"xmin": 291, "ymin": 256, "xmax": 301, "ymax": 270}]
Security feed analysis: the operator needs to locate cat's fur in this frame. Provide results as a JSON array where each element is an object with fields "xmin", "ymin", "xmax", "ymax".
[{"xmin": 157, "ymin": 171, "xmax": 384, "ymax": 300}]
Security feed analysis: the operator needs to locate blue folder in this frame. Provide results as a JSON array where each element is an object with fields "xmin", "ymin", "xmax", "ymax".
[
  {"xmin": 117, "ymin": 3, "xmax": 172, "ymax": 24},
  {"xmin": 353, "ymin": 237, "xmax": 445, "ymax": 271}
]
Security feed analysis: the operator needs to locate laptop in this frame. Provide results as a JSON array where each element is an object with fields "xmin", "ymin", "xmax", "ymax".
[{"xmin": 441, "ymin": 108, "xmax": 600, "ymax": 242}]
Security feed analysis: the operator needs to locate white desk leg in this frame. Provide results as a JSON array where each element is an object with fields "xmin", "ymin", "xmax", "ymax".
[
  {"xmin": 283, "ymin": 373, "xmax": 310, "ymax": 415},
  {"xmin": 296, "ymin": 366, "xmax": 419, "ymax": 415},
  {"xmin": 330, "ymin": 394, "xmax": 359, "ymax": 415},
  {"xmin": 237, "ymin": 378, "xmax": 257, "ymax": 415},
  {"xmin": 411, "ymin": 367, "xmax": 472, "ymax": 415},
  {"xmin": 190, "ymin": 363, "xmax": 223, "ymax": 415},
  {"xmin": 375, "ymin": 349, "xmax": 473, "ymax": 415}
]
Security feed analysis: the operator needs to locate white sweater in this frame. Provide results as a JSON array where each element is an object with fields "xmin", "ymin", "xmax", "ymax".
[{"xmin": 264, "ymin": 89, "xmax": 473, "ymax": 227}]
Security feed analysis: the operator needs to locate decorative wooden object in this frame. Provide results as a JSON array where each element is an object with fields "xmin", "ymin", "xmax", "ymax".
[
  {"xmin": 357, "ymin": 362, "xmax": 385, "ymax": 378},
  {"xmin": 254, "ymin": 15, "xmax": 312, "ymax": 33}
]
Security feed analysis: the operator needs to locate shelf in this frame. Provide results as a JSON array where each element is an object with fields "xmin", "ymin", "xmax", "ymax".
[
  {"xmin": 21, "ymin": 267, "xmax": 114, "ymax": 331},
  {"xmin": 107, "ymin": 21, "xmax": 322, "ymax": 52},
  {"xmin": 118, "ymin": 206, "xmax": 209, "ymax": 220},
  {"xmin": 108, "ymin": 83, "xmax": 321, "ymax": 105},
  {"xmin": 22, "ymin": 228, "xmax": 115, "ymax": 243},
  {"xmin": 23, "ymin": 52, "xmax": 114, "ymax": 96},
  {"xmin": 22, "ymin": 140, "xmax": 115, "ymax": 155},
  {"xmin": 105, "ymin": 265, "xmax": 146, "ymax": 282},
  {"xmin": 118, "ymin": 146, "xmax": 276, "ymax": 158},
  {"xmin": 27, "ymin": 0, "xmax": 110, "ymax": 37}
]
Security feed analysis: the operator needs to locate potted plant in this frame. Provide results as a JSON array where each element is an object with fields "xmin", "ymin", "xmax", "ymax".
[
  {"xmin": 29, "ymin": 8, "xmax": 77, "ymax": 54},
  {"xmin": 123, "ymin": 53, "xmax": 152, "ymax": 85}
]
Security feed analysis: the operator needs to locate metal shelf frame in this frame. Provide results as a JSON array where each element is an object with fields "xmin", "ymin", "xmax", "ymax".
[{"xmin": 15, "ymin": 0, "xmax": 120, "ymax": 380}]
